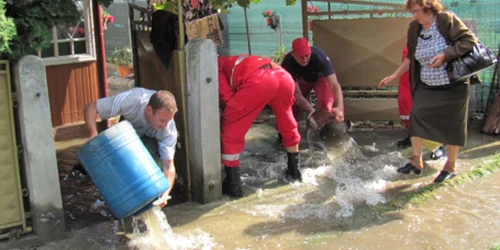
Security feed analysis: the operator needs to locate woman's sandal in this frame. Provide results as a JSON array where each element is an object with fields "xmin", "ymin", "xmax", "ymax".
[
  {"xmin": 397, "ymin": 155, "xmax": 423, "ymax": 175},
  {"xmin": 434, "ymin": 161, "xmax": 456, "ymax": 183},
  {"xmin": 397, "ymin": 163, "xmax": 422, "ymax": 175},
  {"xmin": 433, "ymin": 170, "xmax": 456, "ymax": 183}
]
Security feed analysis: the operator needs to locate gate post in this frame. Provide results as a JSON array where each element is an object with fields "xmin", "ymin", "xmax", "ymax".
[
  {"xmin": 185, "ymin": 39, "xmax": 222, "ymax": 203},
  {"xmin": 13, "ymin": 55, "xmax": 65, "ymax": 238}
]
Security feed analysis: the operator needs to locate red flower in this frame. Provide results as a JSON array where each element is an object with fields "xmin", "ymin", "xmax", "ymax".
[
  {"xmin": 307, "ymin": 6, "xmax": 319, "ymax": 13},
  {"xmin": 262, "ymin": 10, "xmax": 276, "ymax": 18},
  {"xmin": 191, "ymin": 0, "xmax": 199, "ymax": 9}
]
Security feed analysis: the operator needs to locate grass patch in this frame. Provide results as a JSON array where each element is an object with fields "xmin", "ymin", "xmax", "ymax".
[
  {"xmin": 490, "ymin": 243, "xmax": 500, "ymax": 250},
  {"xmin": 375, "ymin": 154, "xmax": 500, "ymax": 214}
]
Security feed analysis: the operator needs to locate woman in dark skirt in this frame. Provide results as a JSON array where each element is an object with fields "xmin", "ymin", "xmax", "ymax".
[{"xmin": 378, "ymin": 0, "xmax": 476, "ymax": 183}]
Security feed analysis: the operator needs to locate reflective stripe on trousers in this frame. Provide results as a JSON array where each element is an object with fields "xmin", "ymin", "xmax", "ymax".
[{"xmin": 222, "ymin": 153, "xmax": 240, "ymax": 161}]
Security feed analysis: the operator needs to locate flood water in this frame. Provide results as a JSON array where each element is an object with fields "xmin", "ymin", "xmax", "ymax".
[
  {"xmin": 29, "ymin": 120, "xmax": 500, "ymax": 250},
  {"xmin": 155, "ymin": 122, "xmax": 500, "ymax": 250}
]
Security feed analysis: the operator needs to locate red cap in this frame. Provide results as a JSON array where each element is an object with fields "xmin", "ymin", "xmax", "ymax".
[{"xmin": 292, "ymin": 38, "xmax": 311, "ymax": 57}]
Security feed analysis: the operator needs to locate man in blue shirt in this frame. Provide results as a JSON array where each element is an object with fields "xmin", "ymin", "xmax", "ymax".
[
  {"xmin": 74, "ymin": 88, "xmax": 178, "ymax": 207},
  {"xmin": 281, "ymin": 38, "xmax": 345, "ymax": 126}
]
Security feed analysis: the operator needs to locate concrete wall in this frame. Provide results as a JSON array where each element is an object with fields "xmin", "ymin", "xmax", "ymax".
[
  {"xmin": 13, "ymin": 56, "xmax": 65, "ymax": 239},
  {"xmin": 185, "ymin": 39, "xmax": 223, "ymax": 203}
]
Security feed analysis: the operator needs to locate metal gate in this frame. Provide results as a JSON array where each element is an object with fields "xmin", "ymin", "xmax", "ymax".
[
  {"xmin": 0, "ymin": 60, "xmax": 27, "ymax": 239},
  {"xmin": 304, "ymin": 0, "xmax": 409, "ymax": 121},
  {"xmin": 312, "ymin": 17, "xmax": 411, "ymax": 121}
]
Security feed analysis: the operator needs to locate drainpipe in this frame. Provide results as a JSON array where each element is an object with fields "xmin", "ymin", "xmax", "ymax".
[
  {"xmin": 94, "ymin": 0, "xmax": 110, "ymax": 128},
  {"xmin": 176, "ymin": 0, "xmax": 192, "ymax": 200}
]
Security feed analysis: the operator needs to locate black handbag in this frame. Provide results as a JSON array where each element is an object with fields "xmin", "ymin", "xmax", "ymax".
[{"xmin": 448, "ymin": 41, "xmax": 498, "ymax": 82}]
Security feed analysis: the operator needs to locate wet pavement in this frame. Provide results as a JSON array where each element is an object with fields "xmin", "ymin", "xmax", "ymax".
[{"xmin": 4, "ymin": 117, "xmax": 500, "ymax": 249}]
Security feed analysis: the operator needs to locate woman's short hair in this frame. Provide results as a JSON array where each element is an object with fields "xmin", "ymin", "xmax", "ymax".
[
  {"xmin": 405, "ymin": 0, "xmax": 443, "ymax": 14},
  {"xmin": 148, "ymin": 90, "xmax": 178, "ymax": 114}
]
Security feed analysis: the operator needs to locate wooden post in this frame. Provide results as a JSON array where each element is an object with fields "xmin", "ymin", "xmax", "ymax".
[{"xmin": 301, "ymin": 0, "xmax": 308, "ymax": 38}]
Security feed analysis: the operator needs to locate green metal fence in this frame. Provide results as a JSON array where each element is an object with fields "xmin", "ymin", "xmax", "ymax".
[{"xmin": 220, "ymin": 0, "xmax": 500, "ymax": 119}]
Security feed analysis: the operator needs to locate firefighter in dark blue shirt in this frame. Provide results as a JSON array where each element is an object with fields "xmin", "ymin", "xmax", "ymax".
[{"xmin": 281, "ymin": 38, "xmax": 345, "ymax": 125}]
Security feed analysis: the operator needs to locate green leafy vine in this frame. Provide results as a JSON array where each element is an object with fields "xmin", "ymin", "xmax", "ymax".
[{"xmin": 2, "ymin": 0, "xmax": 80, "ymax": 61}]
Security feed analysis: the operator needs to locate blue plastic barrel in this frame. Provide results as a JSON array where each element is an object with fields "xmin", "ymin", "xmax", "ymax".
[{"xmin": 77, "ymin": 121, "xmax": 169, "ymax": 219}]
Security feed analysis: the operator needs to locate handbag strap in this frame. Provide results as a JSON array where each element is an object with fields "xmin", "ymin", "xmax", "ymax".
[
  {"xmin": 435, "ymin": 12, "xmax": 454, "ymax": 46},
  {"xmin": 435, "ymin": 11, "xmax": 479, "ymax": 47}
]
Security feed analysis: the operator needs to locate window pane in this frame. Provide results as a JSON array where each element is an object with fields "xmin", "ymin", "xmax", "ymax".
[
  {"xmin": 58, "ymin": 41, "xmax": 87, "ymax": 56},
  {"xmin": 58, "ymin": 42, "xmax": 72, "ymax": 56},
  {"xmin": 40, "ymin": 0, "xmax": 95, "ymax": 62},
  {"xmin": 57, "ymin": 0, "xmax": 86, "ymax": 40},
  {"xmin": 41, "ymin": 46, "xmax": 55, "ymax": 58}
]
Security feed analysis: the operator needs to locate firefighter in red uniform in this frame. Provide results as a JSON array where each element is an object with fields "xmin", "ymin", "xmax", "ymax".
[
  {"xmin": 218, "ymin": 55, "xmax": 302, "ymax": 197},
  {"xmin": 397, "ymin": 46, "xmax": 413, "ymax": 148}
]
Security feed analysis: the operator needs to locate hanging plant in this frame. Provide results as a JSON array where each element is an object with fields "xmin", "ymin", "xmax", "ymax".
[
  {"xmin": 101, "ymin": 9, "xmax": 115, "ymax": 30},
  {"xmin": 262, "ymin": 9, "xmax": 277, "ymax": 28}
]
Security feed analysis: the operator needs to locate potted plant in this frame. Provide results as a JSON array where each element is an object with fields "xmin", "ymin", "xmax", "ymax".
[
  {"xmin": 271, "ymin": 46, "xmax": 287, "ymax": 64},
  {"xmin": 262, "ymin": 10, "xmax": 276, "ymax": 27},
  {"xmin": 108, "ymin": 46, "xmax": 133, "ymax": 77}
]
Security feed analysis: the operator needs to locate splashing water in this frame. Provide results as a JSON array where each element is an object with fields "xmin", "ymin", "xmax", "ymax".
[
  {"xmin": 236, "ymin": 126, "xmax": 403, "ymax": 220},
  {"xmin": 127, "ymin": 206, "xmax": 218, "ymax": 250},
  {"xmin": 305, "ymin": 128, "xmax": 401, "ymax": 218}
]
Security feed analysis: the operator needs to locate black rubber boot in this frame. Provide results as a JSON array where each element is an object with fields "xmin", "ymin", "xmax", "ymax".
[
  {"xmin": 285, "ymin": 152, "xmax": 302, "ymax": 182},
  {"xmin": 222, "ymin": 166, "xmax": 244, "ymax": 198},
  {"xmin": 397, "ymin": 135, "xmax": 411, "ymax": 148}
]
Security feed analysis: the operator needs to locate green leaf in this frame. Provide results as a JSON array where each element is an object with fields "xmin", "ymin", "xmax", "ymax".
[
  {"xmin": 0, "ymin": 0, "xmax": 16, "ymax": 55},
  {"xmin": 236, "ymin": 0, "xmax": 250, "ymax": 8},
  {"xmin": 286, "ymin": 0, "xmax": 296, "ymax": 6},
  {"xmin": 4, "ymin": 0, "xmax": 82, "ymax": 61}
]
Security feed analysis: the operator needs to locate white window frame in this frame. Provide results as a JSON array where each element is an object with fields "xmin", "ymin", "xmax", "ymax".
[{"xmin": 41, "ymin": 0, "xmax": 97, "ymax": 66}]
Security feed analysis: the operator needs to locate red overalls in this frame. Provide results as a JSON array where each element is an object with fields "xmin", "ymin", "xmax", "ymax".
[
  {"xmin": 218, "ymin": 55, "xmax": 301, "ymax": 167},
  {"xmin": 293, "ymin": 76, "xmax": 335, "ymax": 119},
  {"xmin": 398, "ymin": 47, "xmax": 412, "ymax": 128}
]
